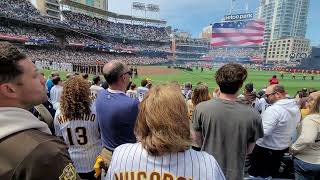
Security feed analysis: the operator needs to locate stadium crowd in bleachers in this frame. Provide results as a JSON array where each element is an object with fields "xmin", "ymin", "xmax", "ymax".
[
  {"xmin": 176, "ymin": 46, "xmax": 209, "ymax": 54},
  {"xmin": 0, "ymin": 0, "xmax": 170, "ymax": 42},
  {"xmin": 0, "ymin": 0, "xmax": 172, "ymax": 66},
  {"xmin": 62, "ymin": 10, "xmax": 169, "ymax": 41},
  {"xmin": 65, "ymin": 33, "xmax": 103, "ymax": 45},
  {"xmin": 0, "ymin": 0, "xmax": 67, "ymax": 26},
  {"xmin": 26, "ymin": 48, "xmax": 169, "ymax": 65},
  {"xmin": 209, "ymin": 47, "xmax": 264, "ymax": 59},
  {"xmin": 0, "ymin": 23, "xmax": 56, "ymax": 41}
]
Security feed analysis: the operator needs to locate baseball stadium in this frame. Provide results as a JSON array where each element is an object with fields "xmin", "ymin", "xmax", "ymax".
[{"xmin": 1, "ymin": 0, "xmax": 320, "ymax": 180}]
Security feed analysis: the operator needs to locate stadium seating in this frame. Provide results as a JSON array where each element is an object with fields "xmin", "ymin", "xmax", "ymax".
[
  {"xmin": 0, "ymin": 0, "xmax": 172, "ymax": 65},
  {"xmin": 209, "ymin": 47, "xmax": 264, "ymax": 61},
  {"xmin": 25, "ymin": 48, "xmax": 169, "ymax": 65},
  {"xmin": 62, "ymin": 10, "xmax": 169, "ymax": 41}
]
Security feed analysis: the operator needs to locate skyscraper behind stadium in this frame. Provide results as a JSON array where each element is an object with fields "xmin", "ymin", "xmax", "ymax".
[
  {"xmin": 256, "ymin": 0, "xmax": 310, "ymax": 61},
  {"xmin": 256, "ymin": 0, "xmax": 310, "ymax": 42}
]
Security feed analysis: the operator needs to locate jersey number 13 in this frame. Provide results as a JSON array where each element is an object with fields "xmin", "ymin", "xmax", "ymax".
[{"xmin": 66, "ymin": 127, "xmax": 88, "ymax": 145}]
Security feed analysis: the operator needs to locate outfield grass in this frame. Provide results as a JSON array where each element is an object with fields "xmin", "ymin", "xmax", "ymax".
[{"xmin": 43, "ymin": 68, "xmax": 320, "ymax": 96}]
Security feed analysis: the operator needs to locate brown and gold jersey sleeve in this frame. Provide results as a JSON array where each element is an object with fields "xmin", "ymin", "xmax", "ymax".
[{"xmin": 13, "ymin": 139, "xmax": 81, "ymax": 180}]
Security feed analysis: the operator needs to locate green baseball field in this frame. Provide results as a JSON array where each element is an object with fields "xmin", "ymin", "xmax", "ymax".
[{"xmin": 43, "ymin": 66, "xmax": 320, "ymax": 96}]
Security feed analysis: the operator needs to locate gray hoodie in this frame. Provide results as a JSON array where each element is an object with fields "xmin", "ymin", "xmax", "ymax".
[
  {"xmin": 256, "ymin": 99, "xmax": 300, "ymax": 150},
  {"xmin": 0, "ymin": 107, "xmax": 51, "ymax": 140}
]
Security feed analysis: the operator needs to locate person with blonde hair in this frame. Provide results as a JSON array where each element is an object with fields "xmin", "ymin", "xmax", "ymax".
[
  {"xmin": 291, "ymin": 92, "xmax": 320, "ymax": 179},
  {"xmin": 106, "ymin": 84, "xmax": 225, "ymax": 180},
  {"xmin": 300, "ymin": 91, "xmax": 320, "ymax": 120},
  {"xmin": 54, "ymin": 76, "xmax": 102, "ymax": 180},
  {"xmin": 187, "ymin": 83, "xmax": 211, "ymax": 120}
]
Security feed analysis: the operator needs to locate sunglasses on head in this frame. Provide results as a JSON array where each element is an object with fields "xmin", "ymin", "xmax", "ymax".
[
  {"xmin": 121, "ymin": 71, "xmax": 132, "ymax": 76},
  {"xmin": 265, "ymin": 92, "xmax": 276, "ymax": 98}
]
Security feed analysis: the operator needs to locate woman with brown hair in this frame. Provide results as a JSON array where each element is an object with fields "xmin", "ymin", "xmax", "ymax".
[
  {"xmin": 291, "ymin": 91, "xmax": 320, "ymax": 179},
  {"xmin": 187, "ymin": 83, "xmax": 211, "ymax": 120},
  {"xmin": 54, "ymin": 76, "xmax": 101, "ymax": 180},
  {"xmin": 106, "ymin": 84, "xmax": 225, "ymax": 180}
]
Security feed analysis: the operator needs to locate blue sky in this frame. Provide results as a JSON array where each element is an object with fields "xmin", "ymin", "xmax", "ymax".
[{"xmin": 109, "ymin": 0, "xmax": 320, "ymax": 46}]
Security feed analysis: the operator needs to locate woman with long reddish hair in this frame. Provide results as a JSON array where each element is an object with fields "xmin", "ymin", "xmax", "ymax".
[
  {"xmin": 187, "ymin": 83, "xmax": 211, "ymax": 120},
  {"xmin": 54, "ymin": 76, "xmax": 101, "ymax": 180}
]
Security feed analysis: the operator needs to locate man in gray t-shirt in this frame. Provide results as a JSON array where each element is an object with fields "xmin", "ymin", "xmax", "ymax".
[{"xmin": 192, "ymin": 63, "xmax": 263, "ymax": 180}]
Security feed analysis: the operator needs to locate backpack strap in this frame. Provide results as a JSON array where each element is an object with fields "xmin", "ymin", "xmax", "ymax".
[{"xmin": 34, "ymin": 104, "xmax": 54, "ymax": 128}]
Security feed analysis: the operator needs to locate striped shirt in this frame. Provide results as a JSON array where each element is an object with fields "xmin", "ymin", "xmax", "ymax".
[
  {"xmin": 126, "ymin": 90, "xmax": 138, "ymax": 99},
  {"xmin": 137, "ymin": 87, "xmax": 149, "ymax": 102},
  {"xmin": 105, "ymin": 143, "xmax": 225, "ymax": 180},
  {"xmin": 54, "ymin": 106, "xmax": 102, "ymax": 173},
  {"xmin": 90, "ymin": 85, "xmax": 104, "ymax": 100}
]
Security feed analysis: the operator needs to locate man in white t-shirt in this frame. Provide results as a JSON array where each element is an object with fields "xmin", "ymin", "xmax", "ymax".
[
  {"xmin": 50, "ymin": 76, "xmax": 63, "ymax": 110},
  {"xmin": 137, "ymin": 79, "xmax": 149, "ymax": 102},
  {"xmin": 90, "ymin": 75, "xmax": 103, "ymax": 100},
  {"xmin": 126, "ymin": 83, "xmax": 138, "ymax": 99}
]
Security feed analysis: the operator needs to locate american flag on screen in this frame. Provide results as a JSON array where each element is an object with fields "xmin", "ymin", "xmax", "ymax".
[{"xmin": 211, "ymin": 20, "xmax": 265, "ymax": 46}]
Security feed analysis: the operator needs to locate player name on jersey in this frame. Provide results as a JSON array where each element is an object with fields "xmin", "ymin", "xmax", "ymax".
[
  {"xmin": 114, "ymin": 171, "xmax": 192, "ymax": 180},
  {"xmin": 57, "ymin": 114, "xmax": 96, "ymax": 124}
]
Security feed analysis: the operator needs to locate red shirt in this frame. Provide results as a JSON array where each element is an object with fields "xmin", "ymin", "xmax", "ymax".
[{"xmin": 269, "ymin": 78, "xmax": 279, "ymax": 85}]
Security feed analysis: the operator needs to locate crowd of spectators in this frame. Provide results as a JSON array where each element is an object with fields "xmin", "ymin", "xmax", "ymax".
[
  {"xmin": 140, "ymin": 45, "xmax": 171, "ymax": 52},
  {"xmin": 0, "ymin": 23, "xmax": 56, "ymax": 41},
  {"xmin": 25, "ymin": 48, "xmax": 169, "ymax": 65},
  {"xmin": 176, "ymin": 45, "xmax": 209, "ymax": 54},
  {"xmin": 0, "ymin": 15, "xmax": 170, "ymax": 53},
  {"xmin": 62, "ymin": 10, "xmax": 169, "ymax": 41},
  {"xmin": 209, "ymin": 47, "xmax": 264, "ymax": 59},
  {"xmin": 0, "ymin": 0, "xmax": 67, "ymax": 26},
  {"xmin": 173, "ymin": 43, "xmax": 210, "ymax": 61},
  {"xmin": 0, "ymin": 0, "xmax": 170, "ymax": 42},
  {"xmin": 65, "ymin": 33, "xmax": 105, "ymax": 45}
]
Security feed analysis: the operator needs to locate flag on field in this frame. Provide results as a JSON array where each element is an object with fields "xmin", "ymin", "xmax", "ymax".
[{"xmin": 211, "ymin": 20, "xmax": 265, "ymax": 47}]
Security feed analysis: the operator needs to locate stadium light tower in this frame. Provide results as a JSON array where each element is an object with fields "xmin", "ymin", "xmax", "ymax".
[
  {"xmin": 131, "ymin": 2, "xmax": 160, "ymax": 26},
  {"xmin": 146, "ymin": 4, "xmax": 160, "ymax": 21},
  {"xmin": 131, "ymin": 2, "xmax": 146, "ymax": 25}
]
